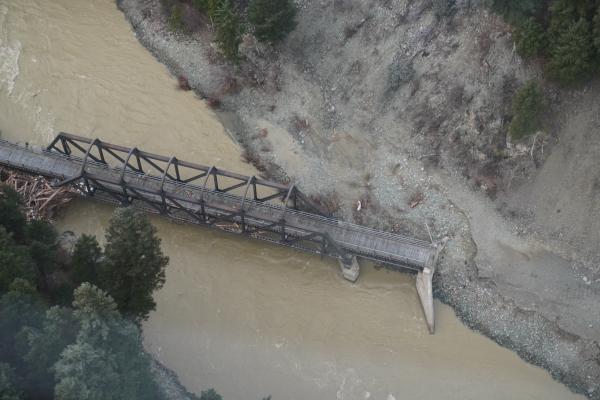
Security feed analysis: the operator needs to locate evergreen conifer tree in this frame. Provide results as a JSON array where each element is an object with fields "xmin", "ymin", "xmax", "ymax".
[
  {"xmin": 21, "ymin": 307, "xmax": 78, "ymax": 398},
  {"xmin": 98, "ymin": 208, "xmax": 168, "ymax": 322},
  {"xmin": 0, "ymin": 228, "xmax": 36, "ymax": 294},
  {"xmin": 593, "ymin": 7, "xmax": 600, "ymax": 56},
  {"xmin": 72, "ymin": 234, "xmax": 102, "ymax": 287},
  {"xmin": 547, "ymin": 18, "xmax": 593, "ymax": 83},
  {"xmin": 0, "ymin": 280, "xmax": 45, "ymax": 369},
  {"xmin": 248, "ymin": 0, "xmax": 297, "ymax": 43},
  {"xmin": 25, "ymin": 220, "xmax": 59, "ymax": 293},
  {"xmin": 53, "ymin": 284, "xmax": 161, "ymax": 400},
  {"xmin": 514, "ymin": 18, "xmax": 547, "ymax": 57},
  {"xmin": 0, "ymin": 362, "xmax": 23, "ymax": 400},
  {"xmin": 0, "ymin": 186, "xmax": 26, "ymax": 242},
  {"xmin": 509, "ymin": 81, "xmax": 544, "ymax": 140},
  {"xmin": 214, "ymin": 0, "xmax": 243, "ymax": 62}
]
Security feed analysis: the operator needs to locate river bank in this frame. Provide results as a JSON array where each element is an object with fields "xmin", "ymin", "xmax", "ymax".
[{"xmin": 116, "ymin": 0, "xmax": 600, "ymax": 397}]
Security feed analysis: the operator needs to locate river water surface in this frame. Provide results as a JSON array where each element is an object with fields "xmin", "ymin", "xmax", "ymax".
[{"xmin": 0, "ymin": 0, "xmax": 584, "ymax": 399}]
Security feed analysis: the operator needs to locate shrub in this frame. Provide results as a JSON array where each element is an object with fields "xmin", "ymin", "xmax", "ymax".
[
  {"xmin": 169, "ymin": 3, "xmax": 184, "ymax": 32},
  {"xmin": 546, "ymin": 18, "xmax": 593, "ymax": 84},
  {"xmin": 214, "ymin": 0, "xmax": 243, "ymax": 62},
  {"xmin": 492, "ymin": 0, "xmax": 543, "ymax": 22},
  {"xmin": 387, "ymin": 54, "xmax": 414, "ymax": 92},
  {"xmin": 248, "ymin": 0, "xmax": 297, "ymax": 43},
  {"xmin": 192, "ymin": 0, "xmax": 218, "ymax": 19},
  {"xmin": 509, "ymin": 81, "xmax": 544, "ymax": 140},
  {"xmin": 200, "ymin": 388, "xmax": 222, "ymax": 400},
  {"xmin": 514, "ymin": 18, "xmax": 546, "ymax": 57}
]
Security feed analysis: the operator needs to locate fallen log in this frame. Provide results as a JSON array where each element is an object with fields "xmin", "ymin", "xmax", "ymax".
[{"xmin": 0, "ymin": 167, "xmax": 76, "ymax": 221}]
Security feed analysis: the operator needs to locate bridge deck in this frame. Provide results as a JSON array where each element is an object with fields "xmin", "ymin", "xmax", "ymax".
[{"xmin": 0, "ymin": 139, "xmax": 436, "ymax": 272}]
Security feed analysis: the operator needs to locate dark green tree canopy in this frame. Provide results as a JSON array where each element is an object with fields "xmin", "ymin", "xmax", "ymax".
[
  {"xmin": 509, "ymin": 81, "xmax": 544, "ymax": 140},
  {"xmin": 192, "ymin": 0, "xmax": 218, "ymax": 18},
  {"xmin": 547, "ymin": 17, "xmax": 594, "ymax": 83},
  {"xmin": 72, "ymin": 234, "xmax": 103, "ymax": 287},
  {"xmin": 594, "ymin": 6, "xmax": 600, "ymax": 52},
  {"xmin": 0, "ymin": 228, "xmax": 36, "ymax": 294},
  {"xmin": 0, "ymin": 279, "xmax": 45, "ymax": 369},
  {"xmin": 497, "ymin": 0, "xmax": 600, "ymax": 84},
  {"xmin": 0, "ymin": 362, "xmax": 24, "ymax": 400},
  {"xmin": 21, "ymin": 306, "xmax": 79, "ymax": 398},
  {"xmin": 248, "ymin": 0, "xmax": 297, "ymax": 43},
  {"xmin": 492, "ymin": 0, "xmax": 544, "ymax": 22},
  {"xmin": 54, "ymin": 283, "xmax": 161, "ymax": 400},
  {"xmin": 214, "ymin": 0, "xmax": 244, "ymax": 62},
  {"xmin": 200, "ymin": 388, "xmax": 222, "ymax": 400},
  {"xmin": 514, "ymin": 17, "xmax": 547, "ymax": 57},
  {"xmin": 0, "ymin": 186, "xmax": 26, "ymax": 241},
  {"xmin": 24, "ymin": 220, "xmax": 59, "ymax": 293},
  {"xmin": 99, "ymin": 208, "xmax": 168, "ymax": 322}
]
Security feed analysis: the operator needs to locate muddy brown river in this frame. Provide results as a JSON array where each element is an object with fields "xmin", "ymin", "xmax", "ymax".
[{"xmin": 0, "ymin": 0, "xmax": 584, "ymax": 398}]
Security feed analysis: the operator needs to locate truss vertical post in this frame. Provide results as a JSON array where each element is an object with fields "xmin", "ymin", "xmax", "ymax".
[
  {"xmin": 200, "ymin": 200, "xmax": 207, "ymax": 222},
  {"xmin": 212, "ymin": 168, "xmax": 219, "ymax": 191},
  {"xmin": 239, "ymin": 176, "xmax": 256, "ymax": 233},
  {"xmin": 136, "ymin": 152, "xmax": 143, "ymax": 173},
  {"xmin": 280, "ymin": 219, "xmax": 286, "ymax": 241}
]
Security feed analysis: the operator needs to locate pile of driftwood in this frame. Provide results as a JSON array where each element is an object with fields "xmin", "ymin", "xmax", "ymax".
[{"xmin": 0, "ymin": 167, "xmax": 76, "ymax": 221}]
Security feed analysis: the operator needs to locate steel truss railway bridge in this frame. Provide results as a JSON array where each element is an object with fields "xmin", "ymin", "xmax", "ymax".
[{"xmin": 0, "ymin": 133, "xmax": 444, "ymax": 333}]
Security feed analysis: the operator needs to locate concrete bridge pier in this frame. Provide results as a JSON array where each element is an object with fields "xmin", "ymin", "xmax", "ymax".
[
  {"xmin": 416, "ymin": 267, "xmax": 435, "ymax": 334},
  {"xmin": 417, "ymin": 238, "xmax": 448, "ymax": 334},
  {"xmin": 339, "ymin": 256, "xmax": 360, "ymax": 282}
]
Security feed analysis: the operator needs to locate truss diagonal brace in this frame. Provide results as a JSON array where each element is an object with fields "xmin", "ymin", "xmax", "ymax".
[
  {"xmin": 53, "ymin": 138, "xmax": 102, "ymax": 187},
  {"xmin": 120, "ymin": 147, "xmax": 139, "ymax": 183}
]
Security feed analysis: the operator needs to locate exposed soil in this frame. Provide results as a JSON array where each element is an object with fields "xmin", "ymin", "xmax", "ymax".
[{"xmin": 116, "ymin": 0, "xmax": 600, "ymax": 397}]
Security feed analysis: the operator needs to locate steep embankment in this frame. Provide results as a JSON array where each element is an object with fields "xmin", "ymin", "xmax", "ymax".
[{"xmin": 117, "ymin": 0, "xmax": 600, "ymax": 397}]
